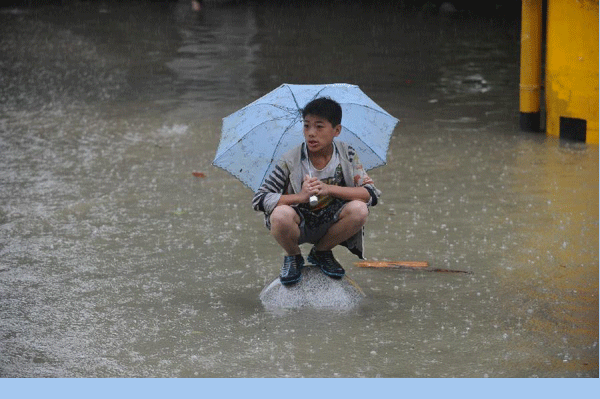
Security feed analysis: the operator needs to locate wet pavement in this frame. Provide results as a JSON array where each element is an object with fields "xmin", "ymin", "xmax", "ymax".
[{"xmin": 0, "ymin": 0, "xmax": 597, "ymax": 377}]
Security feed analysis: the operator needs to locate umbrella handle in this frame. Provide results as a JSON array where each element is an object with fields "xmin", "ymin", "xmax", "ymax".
[{"xmin": 306, "ymin": 150, "xmax": 319, "ymax": 207}]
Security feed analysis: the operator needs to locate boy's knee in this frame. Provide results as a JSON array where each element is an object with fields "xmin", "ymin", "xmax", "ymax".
[
  {"xmin": 345, "ymin": 200, "xmax": 369, "ymax": 224},
  {"xmin": 269, "ymin": 205, "xmax": 297, "ymax": 227}
]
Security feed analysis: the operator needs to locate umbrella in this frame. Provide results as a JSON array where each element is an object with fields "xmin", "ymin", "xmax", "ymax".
[{"xmin": 213, "ymin": 83, "xmax": 399, "ymax": 192}]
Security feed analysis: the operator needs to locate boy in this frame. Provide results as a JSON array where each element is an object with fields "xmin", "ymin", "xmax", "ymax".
[{"xmin": 252, "ymin": 97, "xmax": 380, "ymax": 285}]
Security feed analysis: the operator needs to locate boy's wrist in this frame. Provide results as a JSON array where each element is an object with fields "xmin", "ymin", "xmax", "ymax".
[{"xmin": 278, "ymin": 193, "xmax": 309, "ymax": 206}]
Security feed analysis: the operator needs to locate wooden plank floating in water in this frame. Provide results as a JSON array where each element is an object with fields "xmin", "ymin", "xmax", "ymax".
[
  {"xmin": 355, "ymin": 260, "xmax": 473, "ymax": 274},
  {"xmin": 356, "ymin": 260, "xmax": 429, "ymax": 268}
]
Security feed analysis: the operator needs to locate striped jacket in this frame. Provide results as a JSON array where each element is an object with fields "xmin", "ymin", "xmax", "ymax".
[{"xmin": 252, "ymin": 140, "xmax": 381, "ymax": 259}]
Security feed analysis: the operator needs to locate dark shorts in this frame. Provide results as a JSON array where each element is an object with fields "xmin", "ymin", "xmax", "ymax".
[
  {"xmin": 294, "ymin": 200, "xmax": 348, "ymax": 245},
  {"xmin": 265, "ymin": 200, "xmax": 348, "ymax": 245}
]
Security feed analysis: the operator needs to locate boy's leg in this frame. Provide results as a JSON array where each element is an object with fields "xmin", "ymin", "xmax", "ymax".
[
  {"xmin": 314, "ymin": 200, "xmax": 368, "ymax": 251},
  {"xmin": 309, "ymin": 200, "xmax": 368, "ymax": 278},
  {"xmin": 270, "ymin": 205, "xmax": 304, "ymax": 285},
  {"xmin": 269, "ymin": 205, "xmax": 302, "ymax": 255}
]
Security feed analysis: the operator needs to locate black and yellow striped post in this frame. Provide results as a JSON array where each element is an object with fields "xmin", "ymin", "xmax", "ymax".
[{"xmin": 519, "ymin": 0, "xmax": 543, "ymax": 132}]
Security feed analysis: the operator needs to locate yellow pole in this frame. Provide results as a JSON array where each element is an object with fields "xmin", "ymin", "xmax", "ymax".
[
  {"xmin": 519, "ymin": 0, "xmax": 543, "ymax": 132},
  {"xmin": 545, "ymin": 0, "xmax": 599, "ymax": 144}
]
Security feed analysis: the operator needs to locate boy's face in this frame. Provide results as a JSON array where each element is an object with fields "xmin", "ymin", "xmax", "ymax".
[{"xmin": 303, "ymin": 114, "xmax": 341, "ymax": 155}]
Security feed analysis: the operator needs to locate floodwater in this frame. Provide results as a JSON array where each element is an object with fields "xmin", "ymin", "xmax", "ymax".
[{"xmin": 0, "ymin": 0, "xmax": 597, "ymax": 378}]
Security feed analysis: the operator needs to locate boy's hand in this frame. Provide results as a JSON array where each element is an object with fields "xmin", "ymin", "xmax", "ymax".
[
  {"xmin": 301, "ymin": 175, "xmax": 319, "ymax": 202},
  {"xmin": 303, "ymin": 175, "xmax": 334, "ymax": 198},
  {"xmin": 299, "ymin": 175, "xmax": 369, "ymax": 204},
  {"xmin": 311, "ymin": 180, "xmax": 331, "ymax": 197}
]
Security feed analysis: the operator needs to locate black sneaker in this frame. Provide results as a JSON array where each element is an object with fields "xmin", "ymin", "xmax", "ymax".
[
  {"xmin": 280, "ymin": 254, "xmax": 304, "ymax": 285},
  {"xmin": 307, "ymin": 247, "xmax": 345, "ymax": 278}
]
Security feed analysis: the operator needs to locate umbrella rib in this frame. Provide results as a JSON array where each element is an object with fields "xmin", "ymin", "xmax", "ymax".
[
  {"xmin": 341, "ymin": 124, "xmax": 390, "ymax": 168},
  {"xmin": 341, "ymin": 102, "xmax": 400, "ymax": 122},
  {"xmin": 255, "ymin": 116, "xmax": 301, "ymax": 189},
  {"xmin": 214, "ymin": 113, "xmax": 296, "ymax": 163},
  {"xmin": 299, "ymin": 96, "xmax": 398, "ymax": 123},
  {"xmin": 284, "ymin": 84, "xmax": 399, "ymax": 123},
  {"xmin": 284, "ymin": 84, "xmax": 302, "ymax": 111},
  {"xmin": 311, "ymin": 87, "xmax": 327, "ymax": 103}
]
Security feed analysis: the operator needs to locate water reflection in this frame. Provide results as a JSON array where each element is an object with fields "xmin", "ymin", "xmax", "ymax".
[
  {"xmin": 168, "ymin": 2, "xmax": 259, "ymax": 102},
  {"xmin": 0, "ymin": 1, "xmax": 597, "ymax": 377}
]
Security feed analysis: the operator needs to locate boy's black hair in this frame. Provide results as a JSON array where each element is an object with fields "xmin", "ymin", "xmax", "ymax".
[{"xmin": 302, "ymin": 97, "xmax": 342, "ymax": 127}]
